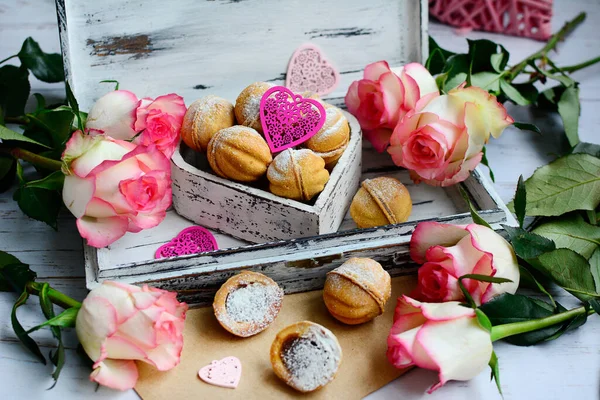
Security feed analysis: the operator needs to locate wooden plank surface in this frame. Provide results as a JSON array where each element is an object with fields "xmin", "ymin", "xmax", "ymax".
[{"xmin": 1, "ymin": 0, "xmax": 599, "ymax": 399}]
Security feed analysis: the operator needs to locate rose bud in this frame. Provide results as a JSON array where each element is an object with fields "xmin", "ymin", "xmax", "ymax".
[
  {"xmin": 345, "ymin": 61, "xmax": 439, "ymax": 152},
  {"xmin": 388, "ymin": 84, "xmax": 513, "ymax": 187},
  {"xmin": 76, "ymin": 281, "xmax": 187, "ymax": 390},
  {"xmin": 387, "ymin": 296, "xmax": 492, "ymax": 393},
  {"xmin": 409, "ymin": 221, "xmax": 519, "ymax": 305},
  {"xmin": 62, "ymin": 131, "xmax": 172, "ymax": 248},
  {"xmin": 86, "ymin": 90, "xmax": 140, "ymax": 139}
]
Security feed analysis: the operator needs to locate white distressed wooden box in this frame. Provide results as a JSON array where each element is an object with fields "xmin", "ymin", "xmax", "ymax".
[
  {"xmin": 171, "ymin": 111, "xmax": 361, "ymax": 243},
  {"xmin": 57, "ymin": 0, "xmax": 514, "ymax": 305}
]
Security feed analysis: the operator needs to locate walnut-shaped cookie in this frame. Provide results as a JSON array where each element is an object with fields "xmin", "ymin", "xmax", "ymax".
[{"xmin": 267, "ymin": 148, "xmax": 329, "ymax": 201}]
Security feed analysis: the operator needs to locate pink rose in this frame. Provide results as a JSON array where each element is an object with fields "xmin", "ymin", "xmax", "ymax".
[
  {"xmin": 76, "ymin": 281, "xmax": 187, "ymax": 390},
  {"xmin": 85, "ymin": 91, "xmax": 186, "ymax": 158},
  {"xmin": 387, "ymin": 296, "xmax": 492, "ymax": 393},
  {"xmin": 409, "ymin": 222, "xmax": 519, "ymax": 305},
  {"xmin": 345, "ymin": 61, "xmax": 438, "ymax": 152},
  {"xmin": 134, "ymin": 94, "xmax": 187, "ymax": 158},
  {"xmin": 62, "ymin": 131, "xmax": 172, "ymax": 248},
  {"xmin": 388, "ymin": 84, "xmax": 513, "ymax": 186}
]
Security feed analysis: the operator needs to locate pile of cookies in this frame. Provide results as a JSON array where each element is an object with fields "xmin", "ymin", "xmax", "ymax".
[
  {"xmin": 181, "ymin": 82, "xmax": 351, "ymax": 202},
  {"xmin": 211, "ymin": 257, "xmax": 391, "ymax": 393}
]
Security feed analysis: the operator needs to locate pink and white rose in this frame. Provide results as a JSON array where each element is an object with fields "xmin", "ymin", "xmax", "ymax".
[
  {"xmin": 62, "ymin": 131, "xmax": 172, "ymax": 248},
  {"xmin": 387, "ymin": 296, "xmax": 493, "ymax": 393},
  {"xmin": 345, "ymin": 61, "xmax": 438, "ymax": 152},
  {"xmin": 76, "ymin": 281, "xmax": 187, "ymax": 390},
  {"xmin": 409, "ymin": 221, "xmax": 519, "ymax": 305},
  {"xmin": 85, "ymin": 90, "xmax": 186, "ymax": 158},
  {"xmin": 388, "ymin": 84, "xmax": 513, "ymax": 186}
]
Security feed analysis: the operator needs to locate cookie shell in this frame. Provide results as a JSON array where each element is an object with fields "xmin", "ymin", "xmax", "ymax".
[
  {"xmin": 267, "ymin": 148, "xmax": 329, "ymax": 201},
  {"xmin": 349, "ymin": 177, "xmax": 412, "ymax": 228},
  {"xmin": 305, "ymin": 104, "xmax": 350, "ymax": 167},
  {"xmin": 270, "ymin": 321, "xmax": 342, "ymax": 393},
  {"xmin": 213, "ymin": 271, "xmax": 284, "ymax": 337},
  {"xmin": 181, "ymin": 95, "xmax": 235, "ymax": 152},
  {"xmin": 234, "ymin": 82, "xmax": 273, "ymax": 133}
]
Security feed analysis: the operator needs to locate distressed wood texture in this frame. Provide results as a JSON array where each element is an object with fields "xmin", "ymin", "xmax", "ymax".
[
  {"xmin": 57, "ymin": 0, "xmax": 428, "ymax": 111},
  {"xmin": 170, "ymin": 111, "xmax": 362, "ymax": 243}
]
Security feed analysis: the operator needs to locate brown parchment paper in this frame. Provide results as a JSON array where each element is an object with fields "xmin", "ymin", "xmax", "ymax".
[{"xmin": 136, "ymin": 276, "xmax": 417, "ymax": 400}]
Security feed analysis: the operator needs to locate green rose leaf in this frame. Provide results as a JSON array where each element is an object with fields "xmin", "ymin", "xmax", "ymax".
[
  {"xmin": 65, "ymin": 82, "xmax": 83, "ymax": 131},
  {"xmin": 459, "ymin": 187, "xmax": 492, "ymax": 229},
  {"xmin": 475, "ymin": 309, "xmax": 492, "ymax": 332},
  {"xmin": 518, "ymin": 153, "xmax": 600, "ymax": 216},
  {"xmin": 513, "ymin": 175, "xmax": 526, "ymax": 228},
  {"xmin": 488, "ymin": 351, "xmax": 502, "ymax": 395},
  {"xmin": 480, "ymin": 146, "xmax": 495, "ymax": 182},
  {"xmin": 480, "ymin": 293, "xmax": 563, "ymax": 346},
  {"xmin": 13, "ymin": 168, "xmax": 62, "ymax": 231},
  {"xmin": 427, "ymin": 37, "xmax": 455, "ymax": 75},
  {"xmin": 23, "ymin": 170, "xmax": 65, "ymax": 191},
  {"xmin": 470, "ymin": 72, "xmax": 501, "ymax": 92},
  {"xmin": 519, "ymin": 265, "xmax": 556, "ymax": 307},
  {"xmin": 467, "ymin": 39, "xmax": 505, "ymax": 73},
  {"xmin": 0, "ymin": 124, "xmax": 51, "ymax": 148},
  {"xmin": 532, "ymin": 214, "xmax": 600, "ymax": 259},
  {"xmin": 38, "ymin": 282, "xmax": 66, "ymax": 385},
  {"xmin": 441, "ymin": 54, "xmax": 470, "ymax": 91},
  {"xmin": 500, "ymin": 80, "xmax": 531, "ymax": 106},
  {"xmin": 572, "ymin": 142, "xmax": 600, "ymax": 158},
  {"xmin": 12, "ymin": 290, "xmax": 46, "ymax": 364},
  {"xmin": 25, "ymin": 109, "xmax": 75, "ymax": 150},
  {"xmin": 0, "ymin": 65, "xmax": 30, "ymax": 117},
  {"xmin": 17, "ymin": 37, "xmax": 64, "ymax": 83},
  {"xmin": 557, "ymin": 85, "xmax": 581, "ymax": 148},
  {"xmin": 502, "ymin": 225, "xmax": 556, "ymax": 260},
  {"xmin": 0, "ymin": 155, "xmax": 16, "ymax": 193},
  {"xmin": 536, "ymin": 248, "xmax": 597, "ymax": 300},
  {"xmin": 0, "ymin": 250, "xmax": 36, "ymax": 293},
  {"xmin": 512, "ymin": 122, "xmax": 541, "ymax": 134},
  {"xmin": 512, "ymin": 83, "xmax": 539, "ymax": 104},
  {"xmin": 27, "ymin": 307, "xmax": 79, "ymax": 332}
]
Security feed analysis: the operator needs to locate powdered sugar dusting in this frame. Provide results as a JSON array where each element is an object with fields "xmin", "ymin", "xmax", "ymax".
[
  {"xmin": 267, "ymin": 148, "xmax": 313, "ymax": 183},
  {"xmin": 225, "ymin": 282, "xmax": 283, "ymax": 324},
  {"xmin": 282, "ymin": 325, "xmax": 341, "ymax": 392}
]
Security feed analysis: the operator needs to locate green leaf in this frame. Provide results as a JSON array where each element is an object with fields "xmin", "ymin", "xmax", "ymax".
[
  {"xmin": 536, "ymin": 248, "xmax": 597, "ymax": 300},
  {"xmin": 429, "ymin": 37, "xmax": 456, "ymax": 60},
  {"xmin": 589, "ymin": 247, "xmax": 600, "ymax": 292},
  {"xmin": 23, "ymin": 170, "xmax": 65, "ymax": 191},
  {"xmin": 0, "ymin": 124, "xmax": 51, "ymax": 148},
  {"xmin": 27, "ymin": 307, "xmax": 79, "ymax": 332},
  {"xmin": 442, "ymin": 54, "xmax": 470, "ymax": 91},
  {"xmin": 0, "ymin": 263, "xmax": 37, "ymax": 293},
  {"xmin": 489, "ymin": 351, "xmax": 502, "ymax": 395},
  {"xmin": 557, "ymin": 85, "xmax": 581, "ymax": 148},
  {"xmin": 12, "ymin": 290, "xmax": 46, "ymax": 364},
  {"xmin": 65, "ymin": 82, "xmax": 83, "ymax": 132},
  {"xmin": 572, "ymin": 142, "xmax": 600, "ymax": 158},
  {"xmin": 528, "ymin": 61, "xmax": 575, "ymax": 87},
  {"xmin": 590, "ymin": 299, "xmax": 600, "ymax": 315},
  {"xmin": 512, "ymin": 122, "xmax": 541, "ymax": 134},
  {"xmin": 460, "ymin": 274, "xmax": 513, "ymax": 285},
  {"xmin": 480, "ymin": 146, "xmax": 495, "ymax": 182},
  {"xmin": 33, "ymin": 93, "xmax": 46, "ymax": 113},
  {"xmin": 519, "ymin": 153, "xmax": 600, "ymax": 216},
  {"xmin": 100, "ymin": 79, "xmax": 120, "ymax": 91},
  {"xmin": 475, "ymin": 309, "xmax": 492, "ymax": 332},
  {"xmin": 17, "ymin": 37, "xmax": 64, "ymax": 83},
  {"xmin": 13, "ymin": 183, "xmax": 62, "ymax": 230},
  {"xmin": 467, "ymin": 39, "xmax": 503, "ymax": 73},
  {"xmin": 518, "ymin": 265, "xmax": 556, "ymax": 307},
  {"xmin": 514, "ymin": 175, "xmax": 526, "ymax": 228},
  {"xmin": 25, "ymin": 110, "xmax": 75, "ymax": 150},
  {"xmin": 480, "ymin": 294, "xmax": 564, "ymax": 345},
  {"xmin": 502, "ymin": 225, "xmax": 556, "ymax": 259},
  {"xmin": 500, "ymin": 80, "xmax": 531, "ymax": 106},
  {"xmin": 459, "ymin": 186, "xmax": 493, "ymax": 229},
  {"xmin": 511, "ymin": 83, "xmax": 539, "ymax": 104},
  {"xmin": 532, "ymin": 214, "xmax": 600, "ymax": 259},
  {"xmin": 470, "ymin": 72, "xmax": 501, "ymax": 92},
  {"xmin": 458, "ymin": 278, "xmax": 476, "ymax": 308},
  {"xmin": 0, "ymin": 65, "xmax": 30, "ymax": 117}
]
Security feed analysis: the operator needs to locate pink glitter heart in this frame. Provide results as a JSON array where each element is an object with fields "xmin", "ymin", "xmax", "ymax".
[
  {"xmin": 154, "ymin": 226, "xmax": 218, "ymax": 259},
  {"xmin": 198, "ymin": 357, "xmax": 242, "ymax": 389},
  {"xmin": 286, "ymin": 43, "xmax": 339, "ymax": 95},
  {"xmin": 259, "ymin": 86, "xmax": 326, "ymax": 153}
]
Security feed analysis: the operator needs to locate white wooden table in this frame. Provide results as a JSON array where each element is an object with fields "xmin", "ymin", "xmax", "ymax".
[{"xmin": 1, "ymin": 0, "xmax": 599, "ymax": 399}]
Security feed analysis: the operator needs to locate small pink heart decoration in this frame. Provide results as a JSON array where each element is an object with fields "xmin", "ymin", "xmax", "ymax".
[
  {"xmin": 259, "ymin": 86, "xmax": 326, "ymax": 153},
  {"xmin": 286, "ymin": 43, "xmax": 339, "ymax": 96},
  {"xmin": 198, "ymin": 357, "xmax": 242, "ymax": 389},
  {"xmin": 154, "ymin": 226, "xmax": 218, "ymax": 259}
]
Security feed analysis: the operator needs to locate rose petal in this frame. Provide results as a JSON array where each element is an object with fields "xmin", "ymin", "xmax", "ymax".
[
  {"xmin": 387, "ymin": 326, "xmax": 420, "ymax": 368},
  {"xmin": 86, "ymin": 90, "xmax": 140, "ymax": 140},
  {"xmin": 363, "ymin": 128, "xmax": 393, "ymax": 152},
  {"xmin": 104, "ymin": 335, "xmax": 148, "ymax": 361},
  {"xmin": 63, "ymin": 175, "xmax": 95, "ymax": 219},
  {"xmin": 403, "ymin": 63, "xmax": 439, "ymax": 97},
  {"xmin": 76, "ymin": 216, "xmax": 129, "ymax": 248},
  {"xmin": 363, "ymin": 60, "xmax": 392, "ymax": 81},
  {"xmin": 76, "ymin": 296, "xmax": 119, "ymax": 361},
  {"xmin": 90, "ymin": 359, "xmax": 139, "ymax": 391},
  {"xmin": 410, "ymin": 222, "xmax": 469, "ymax": 263}
]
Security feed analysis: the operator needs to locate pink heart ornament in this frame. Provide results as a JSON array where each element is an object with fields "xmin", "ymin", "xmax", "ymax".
[
  {"xmin": 259, "ymin": 86, "xmax": 326, "ymax": 153},
  {"xmin": 154, "ymin": 226, "xmax": 218, "ymax": 259},
  {"xmin": 286, "ymin": 43, "xmax": 339, "ymax": 96},
  {"xmin": 198, "ymin": 357, "xmax": 242, "ymax": 389}
]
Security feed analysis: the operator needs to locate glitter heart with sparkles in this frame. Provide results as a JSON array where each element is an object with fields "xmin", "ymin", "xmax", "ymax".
[
  {"xmin": 286, "ymin": 43, "xmax": 339, "ymax": 96},
  {"xmin": 154, "ymin": 226, "xmax": 218, "ymax": 259},
  {"xmin": 259, "ymin": 86, "xmax": 326, "ymax": 153},
  {"xmin": 198, "ymin": 357, "xmax": 242, "ymax": 389}
]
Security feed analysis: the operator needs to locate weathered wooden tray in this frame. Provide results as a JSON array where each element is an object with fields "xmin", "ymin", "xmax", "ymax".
[{"xmin": 57, "ymin": 0, "xmax": 513, "ymax": 306}]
